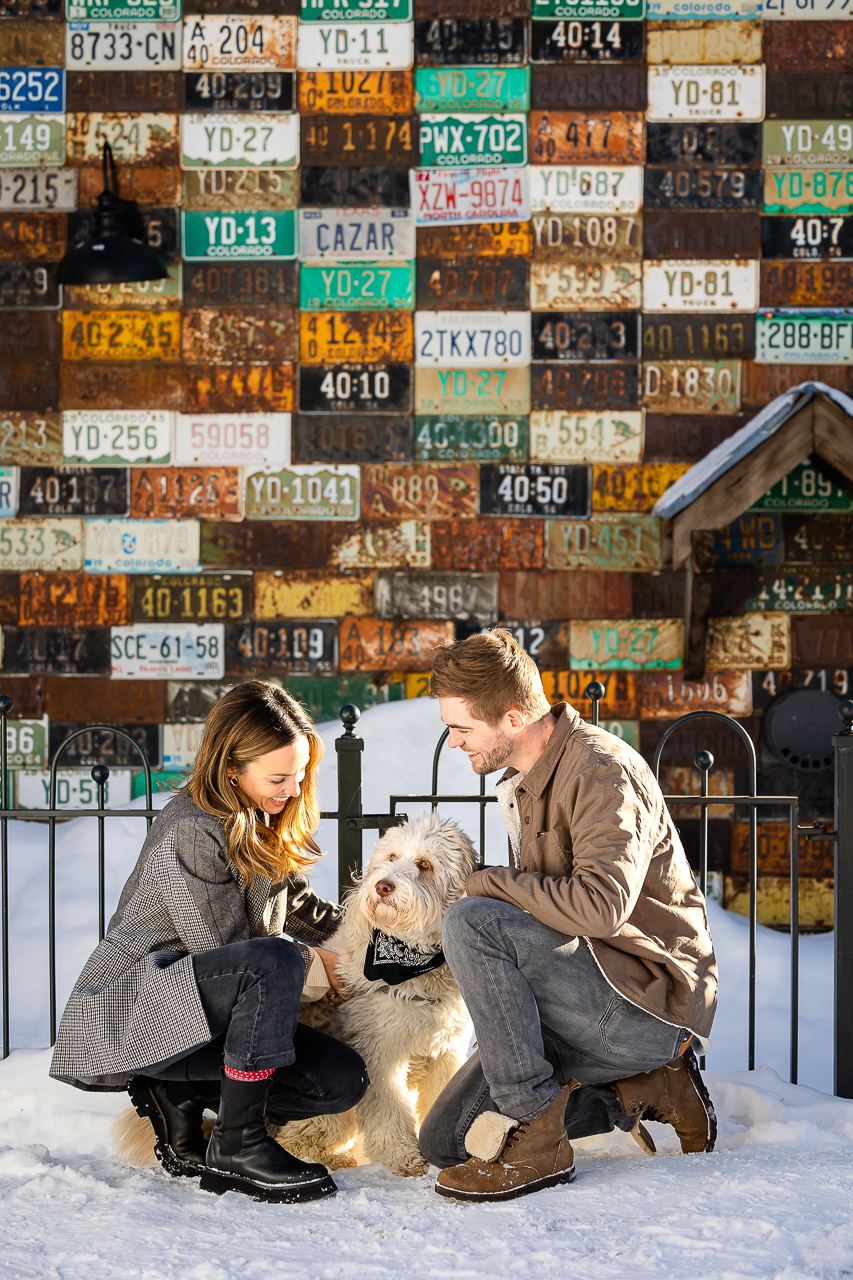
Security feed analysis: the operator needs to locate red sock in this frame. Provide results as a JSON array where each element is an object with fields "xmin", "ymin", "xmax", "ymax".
[{"xmin": 223, "ymin": 1065, "xmax": 275, "ymax": 1082}]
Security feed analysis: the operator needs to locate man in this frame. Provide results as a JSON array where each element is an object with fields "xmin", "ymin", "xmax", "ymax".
[{"xmin": 418, "ymin": 629, "xmax": 717, "ymax": 1203}]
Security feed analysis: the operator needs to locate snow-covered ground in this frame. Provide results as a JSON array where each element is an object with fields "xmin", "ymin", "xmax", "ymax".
[{"xmin": 1, "ymin": 697, "xmax": 851, "ymax": 1279}]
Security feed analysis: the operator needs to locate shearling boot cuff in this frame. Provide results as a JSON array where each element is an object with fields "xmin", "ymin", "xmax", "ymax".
[{"xmin": 464, "ymin": 1111, "xmax": 518, "ymax": 1162}]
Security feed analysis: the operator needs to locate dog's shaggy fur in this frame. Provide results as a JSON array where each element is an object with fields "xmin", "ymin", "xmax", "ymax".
[
  {"xmin": 276, "ymin": 813, "xmax": 476, "ymax": 1177},
  {"xmin": 111, "ymin": 813, "xmax": 476, "ymax": 1177}
]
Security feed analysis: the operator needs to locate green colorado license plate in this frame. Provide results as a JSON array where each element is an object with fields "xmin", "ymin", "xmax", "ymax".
[
  {"xmin": 299, "ymin": 261, "xmax": 415, "ymax": 310},
  {"xmin": 181, "ymin": 209, "xmax": 297, "ymax": 259},
  {"xmin": 414, "ymin": 68, "xmax": 530, "ymax": 114}
]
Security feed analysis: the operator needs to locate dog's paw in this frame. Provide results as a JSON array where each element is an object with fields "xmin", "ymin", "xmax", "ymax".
[{"xmin": 388, "ymin": 1152, "xmax": 430, "ymax": 1178}]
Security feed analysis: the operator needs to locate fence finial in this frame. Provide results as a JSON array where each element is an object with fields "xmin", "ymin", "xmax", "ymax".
[
  {"xmin": 0, "ymin": 695, "xmax": 12, "ymax": 717},
  {"xmin": 695, "ymin": 750, "xmax": 714, "ymax": 772},
  {"xmin": 339, "ymin": 704, "xmax": 360, "ymax": 738},
  {"xmin": 839, "ymin": 700, "xmax": 853, "ymax": 737}
]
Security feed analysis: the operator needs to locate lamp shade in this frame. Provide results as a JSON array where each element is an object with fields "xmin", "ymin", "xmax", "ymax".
[{"xmin": 58, "ymin": 188, "xmax": 168, "ymax": 285}]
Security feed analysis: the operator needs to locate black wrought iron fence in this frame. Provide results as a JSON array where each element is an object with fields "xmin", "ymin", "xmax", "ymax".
[{"xmin": 1, "ymin": 687, "xmax": 852, "ymax": 1100}]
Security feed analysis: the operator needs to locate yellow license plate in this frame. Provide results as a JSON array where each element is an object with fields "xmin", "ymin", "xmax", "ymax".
[
  {"xmin": 299, "ymin": 311, "xmax": 414, "ymax": 365},
  {"xmin": 298, "ymin": 71, "xmax": 414, "ymax": 115},
  {"xmin": 62, "ymin": 310, "xmax": 182, "ymax": 360}
]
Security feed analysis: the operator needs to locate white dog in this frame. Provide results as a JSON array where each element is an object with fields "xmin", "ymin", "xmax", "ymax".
[{"xmin": 277, "ymin": 812, "xmax": 477, "ymax": 1177}]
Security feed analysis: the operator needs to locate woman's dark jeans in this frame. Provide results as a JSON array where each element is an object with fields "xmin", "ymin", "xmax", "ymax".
[{"xmin": 140, "ymin": 937, "xmax": 368, "ymax": 1124}]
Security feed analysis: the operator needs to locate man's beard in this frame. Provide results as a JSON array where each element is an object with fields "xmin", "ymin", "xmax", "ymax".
[{"xmin": 469, "ymin": 729, "xmax": 513, "ymax": 776}]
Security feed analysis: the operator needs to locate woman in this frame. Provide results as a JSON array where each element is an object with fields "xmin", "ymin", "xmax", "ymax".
[{"xmin": 50, "ymin": 681, "xmax": 368, "ymax": 1204}]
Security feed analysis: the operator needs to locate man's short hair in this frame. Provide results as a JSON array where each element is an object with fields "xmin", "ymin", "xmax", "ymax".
[{"xmin": 429, "ymin": 628, "xmax": 551, "ymax": 726}]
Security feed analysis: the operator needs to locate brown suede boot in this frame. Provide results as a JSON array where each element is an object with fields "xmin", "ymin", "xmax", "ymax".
[
  {"xmin": 434, "ymin": 1082, "xmax": 579, "ymax": 1203},
  {"xmin": 612, "ymin": 1046, "xmax": 716, "ymax": 1154}
]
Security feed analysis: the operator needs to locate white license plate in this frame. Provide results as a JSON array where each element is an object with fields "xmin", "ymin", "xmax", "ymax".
[
  {"xmin": 529, "ymin": 411, "xmax": 645, "ymax": 463},
  {"xmin": 763, "ymin": 0, "xmax": 852, "ymax": 16},
  {"xmin": 530, "ymin": 261, "xmax": 642, "ymax": 310},
  {"xmin": 66, "ymin": 112, "xmax": 178, "ymax": 164},
  {"xmin": 15, "ymin": 769, "xmax": 132, "ymax": 810},
  {"xmin": 299, "ymin": 207, "xmax": 414, "ymax": 259},
  {"xmin": 0, "ymin": 167, "xmax": 77, "ymax": 210},
  {"xmin": 647, "ymin": 0, "xmax": 760, "ymax": 14},
  {"xmin": 183, "ymin": 16, "xmax": 297, "ymax": 71},
  {"xmin": 66, "ymin": 23, "xmax": 181, "ymax": 71},
  {"xmin": 297, "ymin": 22, "xmax": 414, "ymax": 70},
  {"xmin": 647, "ymin": 65, "xmax": 765, "ymax": 122},
  {"xmin": 410, "ymin": 166, "xmax": 530, "ymax": 226},
  {"xmin": 529, "ymin": 166, "xmax": 643, "ymax": 214},
  {"xmin": 161, "ymin": 722, "xmax": 204, "ymax": 769},
  {"xmin": 0, "ymin": 519, "xmax": 85, "ymax": 571},
  {"xmin": 756, "ymin": 311, "xmax": 853, "ymax": 363},
  {"xmin": 415, "ymin": 310, "xmax": 531, "ymax": 366},
  {"xmin": 181, "ymin": 112, "xmax": 299, "ymax": 168},
  {"xmin": 62, "ymin": 410, "xmax": 172, "ymax": 465},
  {"xmin": 174, "ymin": 412, "xmax": 291, "ymax": 466},
  {"xmin": 111, "ymin": 624, "xmax": 225, "ymax": 679},
  {"xmin": 0, "ymin": 467, "xmax": 18, "ymax": 519},
  {"xmin": 84, "ymin": 518, "xmax": 201, "ymax": 573},
  {"xmin": 246, "ymin": 464, "xmax": 360, "ymax": 519},
  {"xmin": 643, "ymin": 260, "xmax": 760, "ymax": 311}
]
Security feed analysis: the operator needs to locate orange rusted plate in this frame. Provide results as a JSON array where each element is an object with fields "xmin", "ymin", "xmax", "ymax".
[
  {"xmin": 254, "ymin": 570, "xmax": 373, "ymax": 619},
  {"xmin": 640, "ymin": 670, "xmax": 753, "ymax": 719},
  {"xmin": 363, "ymin": 463, "xmax": 478, "ymax": 521},
  {"xmin": 181, "ymin": 308, "xmax": 297, "ymax": 364},
  {"xmin": 647, "ymin": 20, "xmax": 763, "ymax": 66},
  {"xmin": 499, "ymin": 569, "xmax": 632, "ymax": 621},
  {"xmin": 741, "ymin": 360, "xmax": 853, "ymax": 406},
  {"xmin": 430, "ymin": 518, "xmax": 544, "ymax": 570},
  {"xmin": 19, "ymin": 571, "xmax": 130, "ymax": 627},
  {"xmin": 185, "ymin": 363, "xmax": 293, "ymax": 413},
  {"xmin": 541, "ymin": 669, "xmax": 639, "ymax": 719},
  {"xmin": 77, "ymin": 165, "xmax": 182, "ymax": 206},
  {"xmin": 530, "ymin": 112, "xmax": 645, "ymax": 166},
  {"xmin": 60, "ymin": 362, "xmax": 186, "ymax": 411},
  {"xmin": 591, "ymin": 463, "xmax": 689, "ymax": 512},
  {"xmin": 44, "ymin": 675, "xmax": 166, "ymax": 724},
  {"xmin": 730, "ymin": 822, "xmax": 833, "ymax": 878},
  {"xmin": 298, "ymin": 71, "xmax": 414, "ymax": 116},
  {"xmin": 764, "ymin": 21, "xmax": 853, "ymax": 74},
  {"xmin": 338, "ymin": 615, "xmax": 453, "ymax": 672},
  {"xmin": 0, "ymin": 213, "xmax": 67, "ymax": 262},
  {"xmin": 66, "ymin": 114, "xmax": 180, "ymax": 166},
  {"xmin": 416, "ymin": 221, "xmax": 531, "ymax": 259},
  {"xmin": 761, "ymin": 261, "xmax": 853, "ymax": 308},
  {"xmin": 129, "ymin": 467, "xmax": 244, "ymax": 521},
  {"xmin": 299, "ymin": 311, "xmax": 413, "ymax": 365},
  {"xmin": 0, "ymin": 20, "xmax": 64, "ymax": 68}
]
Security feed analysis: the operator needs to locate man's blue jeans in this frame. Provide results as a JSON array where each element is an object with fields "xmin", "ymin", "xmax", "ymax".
[{"xmin": 420, "ymin": 897, "xmax": 687, "ymax": 1168}]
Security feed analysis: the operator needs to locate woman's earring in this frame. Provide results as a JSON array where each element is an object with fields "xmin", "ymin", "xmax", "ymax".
[{"xmin": 229, "ymin": 776, "xmax": 238, "ymax": 787}]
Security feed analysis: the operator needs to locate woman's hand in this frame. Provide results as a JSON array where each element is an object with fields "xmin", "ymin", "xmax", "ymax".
[{"xmin": 313, "ymin": 945, "xmax": 347, "ymax": 1003}]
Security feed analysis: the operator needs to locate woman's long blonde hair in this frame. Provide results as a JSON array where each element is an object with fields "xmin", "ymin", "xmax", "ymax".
[{"xmin": 186, "ymin": 681, "xmax": 323, "ymax": 884}]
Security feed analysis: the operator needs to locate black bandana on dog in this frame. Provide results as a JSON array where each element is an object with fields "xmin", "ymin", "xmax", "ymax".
[{"xmin": 363, "ymin": 929, "xmax": 446, "ymax": 986}]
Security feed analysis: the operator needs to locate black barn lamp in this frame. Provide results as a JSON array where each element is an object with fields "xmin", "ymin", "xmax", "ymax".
[{"xmin": 57, "ymin": 141, "xmax": 168, "ymax": 286}]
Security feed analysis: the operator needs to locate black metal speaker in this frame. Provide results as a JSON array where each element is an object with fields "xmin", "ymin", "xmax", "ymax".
[{"xmin": 763, "ymin": 689, "xmax": 841, "ymax": 773}]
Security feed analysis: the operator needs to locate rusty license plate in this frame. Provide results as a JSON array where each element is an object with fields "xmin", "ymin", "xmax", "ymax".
[
  {"xmin": 529, "ymin": 410, "xmax": 644, "ymax": 463},
  {"xmin": 761, "ymin": 261, "xmax": 853, "ymax": 306},
  {"xmin": 183, "ymin": 260, "xmax": 296, "ymax": 306},
  {"xmin": 199, "ymin": 522, "xmax": 330, "ymax": 571},
  {"xmin": 67, "ymin": 70, "xmax": 182, "ymax": 111},
  {"xmin": 185, "ymin": 363, "xmax": 293, "ymax": 412},
  {"xmin": 78, "ymin": 164, "xmax": 182, "ymax": 206},
  {"xmin": 530, "ymin": 261, "xmax": 642, "ymax": 311},
  {"xmin": 60, "ymin": 362, "xmax": 185, "ymax": 411},
  {"xmin": 0, "ymin": 361, "xmax": 59, "ymax": 408},
  {"xmin": 129, "ymin": 467, "xmax": 243, "ymax": 521},
  {"xmin": 299, "ymin": 310, "xmax": 412, "ymax": 364},
  {"xmin": 299, "ymin": 364, "xmax": 411, "ymax": 414},
  {"xmin": 339, "ymin": 616, "xmax": 452, "ymax": 672},
  {"xmin": 783, "ymin": 515, "xmax": 853, "ymax": 565},
  {"xmin": 0, "ymin": 518, "xmax": 83, "ymax": 571},
  {"xmin": 62, "ymin": 310, "xmax": 181, "ymax": 360},
  {"xmin": 592, "ymin": 462, "xmax": 689, "ymax": 512},
  {"xmin": 646, "ymin": 122, "xmax": 761, "ymax": 167},
  {"xmin": 480, "ymin": 462, "xmax": 590, "ymax": 519},
  {"xmin": 66, "ymin": 113, "xmax": 179, "ymax": 165},
  {"xmin": 302, "ymin": 114, "xmax": 417, "ymax": 166},
  {"xmin": 545, "ymin": 514, "xmax": 662, "ymax": 571},
  {"xmin": 246, "ymin": 464, "xmax": 360, "ymax": 519},
  {"xmin": 19, "ymin": 572, "xmax": 130, "ymax": 628},
  {"xmin": 0, "ymin": 262, "xmax": 60, "ymax": 308},
  {"xmin": 430, "ymin": 519, "xmax": 543, "ymax": 571},
  {"xmin": 182, "ymin": 168, "xmax": 299, "ymax": 210},
  {"xmin": 530, "ymin": 112, "xmax": 645, "ymax": 166},
  {"xmin": 643, "ymin": 210, "xmax": 761, "ymax": 260},
  {"xmin": 0, "ymin": 412, "xmax": 61, "ymax": 465},
  {"xmin": 764, "ymin": 24, "xmax": 853, "ymax": 75},
  {"xmin": 300, "ymin": 166, "xmax": 410, "ymax": 208},
  {"xmin": 132, "ymin": 571, "xmax": 251, "ymax": 623},
  {"xmin": 48, "ymin": 726, "xmax": 158, "ymax": 772},
  {"xmin": 18, "ymin": 467, "xmax": 128, "ymax": 517},
  {"xmin": 642, "ymin": 360, "xmax": 741, "ymax": 412},
  {"xmin": 375, "ymin": 570, "xmax": 498, "ymax": 625},
  {"xmin": 254, "ymin": 571, "xmax": 372, "ymax": 618},
  {"xmin": 328, "ymin": 521, "xmax": 429, "ymax": 570},
  {"xmin": 363, "ymin": 462, "xmax": 478, "ymax": 520},
  {"xmin": 530, "ymin": 21, "xmax": 645, "ymax": 65},
  {"xmin": 183, "ymin": 16, "xmax": 297, "ymax": 72},
  {"xmin": 646, "ymin": 21, "xmax": 763, "ymax": 66},
  {"xmin": 541, "ymin": 669, "xmax": 640, "ymax": 719},
  {"xmin": 741, "ymin": 362, "xmax": 853, "ymax": 405},
  {"xmin": 532, "ymin": 65, "xmax": 646, "ymax": 113},
  {"xmin": 644, "ymin": 167, "xmax": 762, "ymax": 210},
  {"xmin": 64, "ymin": 265, "xmax": 182, "ymax": 311},
  {"xmin": 532, "ymin": 363, "xmax": 640, "ymax": 411},
  {"xmin": 531, "ymin": 311, "xmax": 639, "ymax": 362},
  {"xmin": 416, "ymin": 221, "xmax": 531, "ymax": 258},
  {"xmin": 532, "ymin": 212, "xmax": 641, "ymax": 261},
  {"xmin": 792, "ymin": 616, "xmax": 853, "ymax": 666},
  {"xmin": 1, "ymin": 627, "xmax": 110, "ymax": 675},
  {"xmin": 414, "ymin": 366, "xmax": 529, "ymax": 414},
  {"xmin": 181, "ymin": 307, "xmax": 296, "ymax": 363},
  {"xmin": 752, "ymin": 665, "xmax": 853, "ymax": 712},
  {"xmin": 642, "ymin": 313, "xmax": 755, "ymax": 359},
  {"xmin": 414, "ymin": 19, "xmax": 526, "ymax": 67},
  {"xmin": 297, "ymin": 71, "xmax": 414, "ymax": 115},
  {"xmin": 416, "ymin": 257, "xmax": 528, "ymax": 309},
  {"xmin": 568, "ymin": 617, "xmax": 683, "ymax": 671},
  {"xmin": 705, "ymin": 613, "xmax": 791, "ymax": 669},
  {"xmin": 184, "ymin": 71, "xmax": 295, "ymax": 112},
  {"xmin": 225, "ymin": 620, "xmax": 337, "ymax": 675},
  {"xmin": 414, "ymin": 413, "xmax": 526, "ymax": 462},
  {"xmin": 0, "ymin": 21, "xmax": 64, "ymax": 69},
  {"xmin": 0, "ymin": 212, "xmax": 67, "ymax": 261},
  {"xmin": 640, "ymin": 670, "xmax": 753, "ymax": 718},
  {"xmin": 746, "ymin": 569, "xmax": 853, "ymax": 614},
  {"xmin": 0, "ymin": 310, "xmax": 61, "ymax": 361}
]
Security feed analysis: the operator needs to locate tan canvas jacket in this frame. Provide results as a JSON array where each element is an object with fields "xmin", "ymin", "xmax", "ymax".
[{"xmin": 466, "ymin": 703, "xmax": 717, "ymax": 1039}]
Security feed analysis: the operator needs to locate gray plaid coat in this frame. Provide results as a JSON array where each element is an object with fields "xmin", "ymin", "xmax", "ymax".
[{"xmin": 49, "ymin": 789, "xmax": 341, "ymax": 1091}]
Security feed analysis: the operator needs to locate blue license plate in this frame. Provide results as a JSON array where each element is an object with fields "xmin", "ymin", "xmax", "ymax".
[{"xmin": 0, "ymin": 69, "xmax": 66, "ymax": 114}]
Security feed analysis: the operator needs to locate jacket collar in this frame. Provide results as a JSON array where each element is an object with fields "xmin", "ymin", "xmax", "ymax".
[{"xmin": 498, "ymin": 703, "xmax": 581, "ymax": 801}]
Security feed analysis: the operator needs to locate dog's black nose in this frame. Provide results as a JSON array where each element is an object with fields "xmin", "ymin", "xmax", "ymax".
[{"xmin": 375, "ymin": 880, "xmax": 395, "ymax": 898}]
